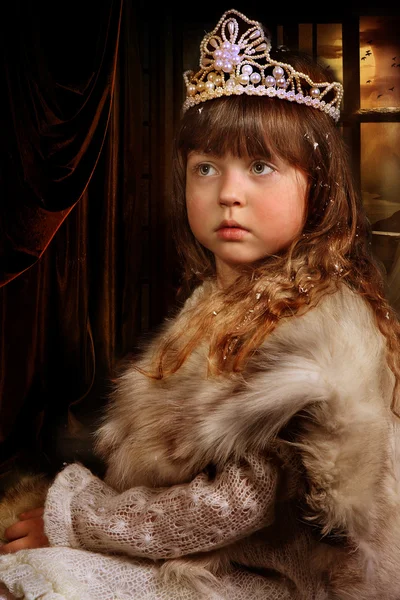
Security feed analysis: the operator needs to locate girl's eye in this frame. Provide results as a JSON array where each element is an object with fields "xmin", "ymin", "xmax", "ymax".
[
  {"xmin": 196, "ymin": 163, "xmax": 216, "ymax": 176},
  {"xmin": 251, "ymin": 161, "xmax": 273, "ymax": 175}
]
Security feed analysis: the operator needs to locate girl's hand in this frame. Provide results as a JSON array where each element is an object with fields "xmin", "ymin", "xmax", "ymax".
[{"xmin": 1, "ymin": 508, "xmax": 49, "ymax": 553}]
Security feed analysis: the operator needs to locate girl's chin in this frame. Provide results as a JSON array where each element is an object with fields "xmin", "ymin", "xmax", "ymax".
[{"xmin": 215, "ymin": 255, "xmax": 269, "ymax": 267}]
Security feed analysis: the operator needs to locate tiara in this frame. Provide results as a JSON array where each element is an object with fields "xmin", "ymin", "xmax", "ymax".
[{"xmin": 183, "ymin": 9, "xmax": 343, "ymax": 122}]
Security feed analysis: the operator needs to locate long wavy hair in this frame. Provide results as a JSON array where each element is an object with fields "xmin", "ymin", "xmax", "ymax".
[{"xmin": 150, "ymin": 50, "xmax": 400, "ymax": 414}]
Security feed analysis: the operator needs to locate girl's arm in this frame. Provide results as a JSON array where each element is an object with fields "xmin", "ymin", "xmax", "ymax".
[
  {"xmin": 255, "ymin": 286, "xmax": 395, "ymax": 547},
  {"xmin": 295, "ymin": 397, "xmax": 390, "ymax": 544},
  {"xmin": 43, "ymin": 453, "xmax": 279, "ymax": 559}
]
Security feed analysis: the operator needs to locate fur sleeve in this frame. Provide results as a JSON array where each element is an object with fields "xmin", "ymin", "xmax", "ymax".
[
  {"xmin": 269, "ymin": 286, "xmax": 395, "ymax": 545},
  {"xmin": 198, "ymin": 285, "xmax": 395, "ymax": 544}
]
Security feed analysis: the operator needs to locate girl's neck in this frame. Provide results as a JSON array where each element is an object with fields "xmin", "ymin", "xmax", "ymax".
[{"xmin": 215, "ymin": 259, "xmax": 240, "ymax": 289}]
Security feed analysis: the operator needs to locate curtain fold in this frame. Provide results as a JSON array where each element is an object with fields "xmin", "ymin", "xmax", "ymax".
[
  {"xmin": 0, "ymin": 0, "xmax": 146, "ymax": 479},
  {"xmin": 0, "ymin": 0, "xmax": 123, "ymax": 286}
]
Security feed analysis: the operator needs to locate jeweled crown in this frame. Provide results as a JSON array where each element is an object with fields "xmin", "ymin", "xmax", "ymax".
[{"xmin": 183, "ymin": 9, "xmax": 343, "ymax": 122}]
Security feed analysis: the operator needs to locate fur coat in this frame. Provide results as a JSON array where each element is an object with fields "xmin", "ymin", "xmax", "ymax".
[{"xmin": 0, "ymin": 281, "xmax": 400, "ymax": 600}]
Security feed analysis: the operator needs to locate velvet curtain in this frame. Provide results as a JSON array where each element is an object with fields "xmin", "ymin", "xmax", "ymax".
[{"xmin": 0, "ymin": 0, "xmax": 147, "ymax": 481}]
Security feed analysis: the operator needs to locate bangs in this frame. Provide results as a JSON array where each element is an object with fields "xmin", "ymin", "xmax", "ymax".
[{"xmin": 178, "ymin": 96, "xmax": 311, "ymax": 166}]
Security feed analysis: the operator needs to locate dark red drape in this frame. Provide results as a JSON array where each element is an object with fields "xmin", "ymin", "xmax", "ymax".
[
  {"xmin": 0, "ymin": 0, "xmax": 123, "ymax": 286},
  {"xmin": 0, "ymin": 0, "xmax": 137, "ymax": 479}
]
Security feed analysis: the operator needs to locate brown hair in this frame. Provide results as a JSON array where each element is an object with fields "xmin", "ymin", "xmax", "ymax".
[{"xmin": 152, "ymin": 51, "xmax": 400, "ymax": 414}]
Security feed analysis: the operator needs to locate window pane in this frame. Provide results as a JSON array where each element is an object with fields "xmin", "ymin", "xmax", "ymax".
[
  {"xmin": 360, "ymin": 17, "xmax": 400, "ymax": 110},
  {"xmin": 317, "ymin": 24, "xmax": 343, "ymax": 84},
  {"xmin": 361, "ymin": 123, "xmax": 400, "ymax": 292},
  {"xmin": 361, "ymin": 122, "xmax": 400, "ymax": 227}
]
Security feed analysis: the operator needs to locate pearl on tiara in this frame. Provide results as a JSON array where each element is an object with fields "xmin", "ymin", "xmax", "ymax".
[{"xmin": 182, "ymin": 9, "xmax": 343, "ymax": 122}]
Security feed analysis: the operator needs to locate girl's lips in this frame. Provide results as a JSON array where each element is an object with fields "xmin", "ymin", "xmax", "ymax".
[{"xmin": 216, "ymin": 227, "xmax": 249, "ymax": 240}]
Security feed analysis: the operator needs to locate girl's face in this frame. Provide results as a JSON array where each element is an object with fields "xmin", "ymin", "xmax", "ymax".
[{"xmin": 186, "ymin": 152, "xmax": 308, "ymax": 286}]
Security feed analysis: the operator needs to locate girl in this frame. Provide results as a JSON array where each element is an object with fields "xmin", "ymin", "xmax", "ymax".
[{"xmin": 1, "ymin": 8, "xmax": 400, "ymax": 600}]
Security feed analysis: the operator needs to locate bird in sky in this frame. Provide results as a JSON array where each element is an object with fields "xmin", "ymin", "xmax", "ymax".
[
  {"xmin": 377, "ymin": 94, "xmax": 383, "ymax": 98},
  {"xmin": 389, "ymin": 86, "xmax": 395, "ymax": 91},
  {"xmin": 366, "ymin": 80, "xmax": 372, "ymax": 83}
]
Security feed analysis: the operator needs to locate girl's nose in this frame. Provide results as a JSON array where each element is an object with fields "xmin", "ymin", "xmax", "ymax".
[{"xmin": 218, "ymin": 173, "xmax": 246, "ymax": 207}]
